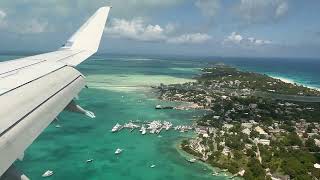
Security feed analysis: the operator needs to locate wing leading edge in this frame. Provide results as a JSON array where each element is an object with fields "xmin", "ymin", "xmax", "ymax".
[{"xmin": 0, "ymin": 6, "xmax": 111, "ymax": 177}]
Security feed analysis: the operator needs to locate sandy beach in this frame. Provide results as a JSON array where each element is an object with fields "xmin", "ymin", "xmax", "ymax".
[{"xmin": 270, "ymin": 75, "xmax": 320, "ymax": 92}]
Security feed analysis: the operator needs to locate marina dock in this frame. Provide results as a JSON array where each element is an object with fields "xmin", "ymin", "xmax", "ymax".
[{"xmin": 111, "ymin": 120, "xmax": 195, "ymax": 135}]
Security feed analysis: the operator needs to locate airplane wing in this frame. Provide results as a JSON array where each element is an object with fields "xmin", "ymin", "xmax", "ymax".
[{"xmin": 0, "ymin": 6, "xmax": 111, "ymax": 178}]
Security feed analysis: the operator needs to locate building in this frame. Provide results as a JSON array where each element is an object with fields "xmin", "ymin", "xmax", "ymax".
[
  {"xmin": 242, "ymin": 128, "xmax": 251, "ymax": 135},
  {"xmin": 223, "ymin": 124, "xmax": 234, "ymax": 130},
  {"xmin": 258, "ymin": 139, "xmax": 270, "ymax": 146},
  {"xmin": 314, "ymin": 139, "xmax": 320, "ymax": 147},
  {"xmin": 222, "ymin": 147, "xmax": 231, "ymax": 156},
  {"xmin": 241, "ymin": 123, "xmax": 253, "ymax": 129},
  {"xmin": 255, "ymin": 126, "xmax": 268, "ymax": 136}
]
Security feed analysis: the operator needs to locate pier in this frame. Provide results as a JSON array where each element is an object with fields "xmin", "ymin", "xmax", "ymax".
[{"xmin": 111, "ymin": 120, "xmax": 195, "ymax": 135}]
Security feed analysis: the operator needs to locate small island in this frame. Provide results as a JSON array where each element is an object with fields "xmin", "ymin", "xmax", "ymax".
[{"xmin": 155, "ymin": 64, "xmax": 320, "ymax": 180}]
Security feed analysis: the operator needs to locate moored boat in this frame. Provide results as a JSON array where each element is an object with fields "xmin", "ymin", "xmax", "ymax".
[
  {"xmin": 42, "ymin": 170, "xmax": 53, "ymax": 177},
  {"xmin": 187, "ymin": 158, "xmax": 197, "ymax": 163},
  {"xmin": 115, "ymin": 148, "xmax": 123, "ymax": 155},
  {"xmin": 111, "ymin": 123, "xmax": 122, "ymax": 133}
]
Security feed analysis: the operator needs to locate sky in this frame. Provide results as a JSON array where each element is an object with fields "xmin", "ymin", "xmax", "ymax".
[{"xmin": 0, "ymin": 0, "xmax": 319, "ymax": 58}]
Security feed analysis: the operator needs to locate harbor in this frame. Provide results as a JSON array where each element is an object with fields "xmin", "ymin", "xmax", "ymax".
[
  {"xmin": 16, "ymin": 56, "xmax": 232, "ymax": 180},
  {"xmin": 110, "ymin": 120, "xmax": 196, "ymax": 135}
]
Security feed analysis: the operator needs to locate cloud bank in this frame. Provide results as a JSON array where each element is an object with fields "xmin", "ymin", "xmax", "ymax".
[
  {"xmin": 106, "ymin": 18, "xmax": 211, "ymax": 44},
  {"xmin": 224, "ymin": 32, "xmax": 272, "ymax": 46}
]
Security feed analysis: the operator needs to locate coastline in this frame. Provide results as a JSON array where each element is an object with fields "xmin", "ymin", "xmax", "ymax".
[
  {"xmin": 11, "ymin": 53, "xmax": 320, "ymax": 179},
  {"xmin": 269, "ymin": 75, "xmax": 320, "ymax": 92},
  {"xmin": 165, "ymin": 65, "xmax": 320, "ymax": 179},
  {"xmin": 174, "ymin": 139, "xmax": 239, "ymax": 179}
]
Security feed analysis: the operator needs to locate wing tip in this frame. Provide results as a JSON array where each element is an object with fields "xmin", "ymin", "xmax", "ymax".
[
  {"xmin": 60, "ymin": 5, "xmax": 111, "ymax": 52},
  {"xmin": 99, "ymin": 6, "xmax": 112, "ymax": 11}
]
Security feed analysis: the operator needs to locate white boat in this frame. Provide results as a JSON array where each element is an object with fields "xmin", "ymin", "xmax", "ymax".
[
  {"xmin": 115, "ymin": 148, "xmax": 122, "ymax": 155},
  {"xmin": 111, "ymin": 123, "xmax": 122, "ymax": 133},
  {"xmin": 212, "ymin": 172, "xmax": 219, "ymax": 176},
  {"xmin": 86, "ymin": 159, "xmax": 93, "ymax": 163},
  {"xmin": 141, "ymin": 126, "xmax": 146, "ymax": 135},
  {"xmin": 187, "ymin": 158, "xmax": 197, "ymax": 163},
  {"xmin": 42, "ymin": 170, "xmax": 53, "ymax": 177},
  {"xmin": 163, "ymin": 121, "xmax": 172, "ymax": 130},
  {"xmin": 150, "ymin": 129, "xmax": 156, "ymax": 134},
  {"xmin": 150, "ymin": 164, "xmax": 156, "ymax": 168},
  {"xmin": 124, "ymin": 122, "xmax": 140, "ymax": 129},
  {"xmin": 55, "ymin": 125, "xmax": 61, "ymax": 128}
]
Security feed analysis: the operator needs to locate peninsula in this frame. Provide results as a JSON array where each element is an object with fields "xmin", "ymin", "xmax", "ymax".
[{"xmin": 155, "ymin": 64, "xmax": 320, "ymax": 180}]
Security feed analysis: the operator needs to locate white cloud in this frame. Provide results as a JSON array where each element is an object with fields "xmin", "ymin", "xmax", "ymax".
[
  {"xmin": 106, "ymin": 18, "xmax": 211, "ymax": 44},
  {"xmin": 0, "ymin": 0, "xmax": 184, "ymax": 34},
  {"xmin": 195, "ymin": 0, "xmax": 220, "ymax": 17},
  {"xmin": 167, "ymin": 33, "xmax": 212, "ymax": 44},
  {"xmin": 106, "ymin": 18, "xmax": 169, "ymax": 42},
  {"xmin": 226, "ymin": 32, "xmax": 243, "ymax": 44},
  {"xmin": 234, "ymin": 0, "xmax": 289, "ymax": 24},
  {"xmin": 224, "ymin": 32, "xmax": 271, "ymax": 46}
]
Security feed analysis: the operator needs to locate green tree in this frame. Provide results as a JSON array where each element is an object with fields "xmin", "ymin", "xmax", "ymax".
[
  {"xmin": 305, "ymin": 138, "xmax": 320, "ymax": 152},
  {"xmin": 250, "ymin": 130, "xmax": 259, "ymax": 139},
  {"xmin": 245, "ymin": 158, "xmax": 266, "ymax": 179},
  {"xmin": 281, "ymin": 156, "xmax": 307, "ymax": 179},
  {"xmin": 283, "ymin": 132, "xmax": 302, "ymax": 146}
]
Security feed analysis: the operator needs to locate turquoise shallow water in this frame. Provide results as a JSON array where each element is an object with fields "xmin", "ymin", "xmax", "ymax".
[
  {"xmin": 2, "ymin": 54, "xmax": 319, "ymax": 179},
  {"xmin": 0, "ymin": 55, "xmax": 226, "ymax": 180}
]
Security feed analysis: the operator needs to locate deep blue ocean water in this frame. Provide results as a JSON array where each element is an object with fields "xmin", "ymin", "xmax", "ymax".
[
  {"xmin": 0, "ymin": 54, "xmax": 319, "ymax": 179},
  {"xmin": 221, "ymin": 57, "xmax": 320, "ymax": 89}
]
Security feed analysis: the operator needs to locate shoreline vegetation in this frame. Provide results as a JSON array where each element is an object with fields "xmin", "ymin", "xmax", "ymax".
[
  {"xmin": 175, "ymin": 139, "xmax": 239, "ymax": 179},
  {"xmin": 154, "ymin": 64, "xmax": 320, "ymax": 180}
]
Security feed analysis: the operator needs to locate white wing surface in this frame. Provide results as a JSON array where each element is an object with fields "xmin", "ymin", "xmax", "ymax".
[{"xmin": 0, "ymin": 6, "xmax": 111, "ymax": 177}]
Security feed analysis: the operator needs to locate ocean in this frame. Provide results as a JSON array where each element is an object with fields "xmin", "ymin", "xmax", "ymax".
[{"xmin": 1, "ymin": 54, "xmax": 319, "ymax": 179}]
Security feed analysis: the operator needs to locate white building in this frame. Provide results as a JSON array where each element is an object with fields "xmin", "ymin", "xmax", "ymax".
[
  {"xmin": 314, "ymin": 139, "xmax": 320, "ymax": 147},
  {"xmin": 242, "ymin": 128, "xmax": 251, "ymax": 135},
  {"xmin": 255, "ymin": 139, "xmax": 270, "ymax": 146},
  {"xmin": 255, "ymin": 126, "xmax": 268, "ymax": 136},
  {"xmin": 223, "ymin": 124, "xmax": 234, "ymax": 130},
  {"xmin": 222, "ymin": 147, "xmax": 231, "ymax": 156},
  {"xmin": 241, "ymin": 123, "xmax": 253, "ymax": 129}
]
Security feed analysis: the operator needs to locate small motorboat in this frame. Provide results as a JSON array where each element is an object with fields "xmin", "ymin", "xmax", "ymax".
[
  {"xmin": 150, "ymin": 164, "xmax": 156, "ymax": 168},
  {"xmin": 140, "ymin": 126, "xmax": 146, "ymax": 135},
  {"xmin": 112, "ymin": 124, "xmax": 122, "ymax": 133},
  {"xmin": 42, "ymin": 170, "xmax": 53, "ymax": 177},
  {"xmin": 115, "ymin": 148, "xmax": 123, "ymax": 155},
  {"xmin": 212, "ymin": 172, "xmax": 219, "ymax": 176},
  {"xmin": 187, "ymin": 158, "xmax": 197, "ymax": 163},
  {"xmin": 86, "ymin": 159, "xmax": 94, "ymax": 163}
]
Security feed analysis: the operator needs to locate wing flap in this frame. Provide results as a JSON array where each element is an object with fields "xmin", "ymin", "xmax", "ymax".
[
  {"xmin": 0, "ymin": 66, "xmax": 83, "ymax": 135},
  {"xmin": 0, "ymin": 62, "xmax": 66, "ymax": 94}
]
